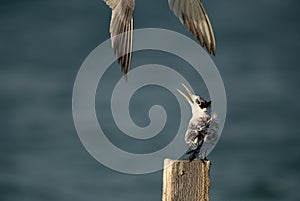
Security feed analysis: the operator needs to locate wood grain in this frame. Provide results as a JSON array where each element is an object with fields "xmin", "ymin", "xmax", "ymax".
[{"xmin": 162, "ymin": 159, "xmax": 211, "ymax": 201}]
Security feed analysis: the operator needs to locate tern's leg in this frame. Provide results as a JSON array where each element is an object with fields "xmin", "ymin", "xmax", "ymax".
[
  {"xmin": 188, "ymin": 151, "xmax": 196, "ymax": 162},
  {"xmin": 186, "ymin": 147, "xmax": 197, "ymax": 162},
  {"xmin": 200, "ymin": 152, "xmax": 210, "ymax": 164}
]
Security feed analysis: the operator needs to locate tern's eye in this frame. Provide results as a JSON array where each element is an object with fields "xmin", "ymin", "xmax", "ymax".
[{"xmin": 196, "ymin": 99, "xmax": 200, "ymax": 104}]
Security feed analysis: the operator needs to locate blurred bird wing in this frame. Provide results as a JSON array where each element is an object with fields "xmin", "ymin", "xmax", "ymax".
[
  {"xmin": 105, "ymin": 0, "xmax": 135, "ymax": 75},
  {"xmin": 168, "ymin": 0, "xmax": 216, "ymax": 55}
]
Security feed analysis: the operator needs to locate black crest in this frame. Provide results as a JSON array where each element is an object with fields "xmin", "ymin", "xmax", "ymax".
[{"xmin": 199, "ymin": 100, "xmax": 211, "ymax": 109}]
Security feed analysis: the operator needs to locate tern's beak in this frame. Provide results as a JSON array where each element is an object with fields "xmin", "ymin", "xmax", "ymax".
[{"xmin": 177, "ymin": 83, "xmax": 194, "ymax": 104}]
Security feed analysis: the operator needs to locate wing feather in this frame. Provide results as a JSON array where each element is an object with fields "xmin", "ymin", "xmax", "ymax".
[
  {"xmin": 105, "ymin": 0, "xmax": 134, "ymax": 75},
  {"xmin": 169, "ymin": 0, "xmax": 216, "ymax": 55}
]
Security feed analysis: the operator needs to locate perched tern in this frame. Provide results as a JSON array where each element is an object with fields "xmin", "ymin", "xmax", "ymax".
[
  {"xmin": 104, "ymin": 0, "xmax": 216, "ymax": 76},
  {"xmin": 177, "ymin": 83, "xmax": 218, "ymax": 162}
]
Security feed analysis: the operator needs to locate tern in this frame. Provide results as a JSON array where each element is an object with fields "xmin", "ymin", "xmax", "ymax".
[
  {"xmin": 104, "ymin": 0, "xmax": 216, "ymax": 76},
  {"xmin": 177, "ymin": 83, "xmax": 218, "ymax": 162}
]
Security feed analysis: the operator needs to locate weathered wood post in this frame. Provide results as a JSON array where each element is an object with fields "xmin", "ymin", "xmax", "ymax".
[{"xmin": 162, "ymin": 158, "xmax": 211, "ymax": 201}]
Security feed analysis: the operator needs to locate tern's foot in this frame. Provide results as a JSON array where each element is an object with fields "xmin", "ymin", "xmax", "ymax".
[{"xmin": 200, "ymin": 157, "xmax": 210, "ymax": 164}]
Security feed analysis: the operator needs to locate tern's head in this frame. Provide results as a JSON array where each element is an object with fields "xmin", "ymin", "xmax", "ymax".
[{"xmin": 177, "ymin": 83, "xmax": 211, "ymax": 116}]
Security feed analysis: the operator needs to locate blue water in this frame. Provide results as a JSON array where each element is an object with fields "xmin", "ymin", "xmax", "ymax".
[{"xmin": 1, "ymin": 0, "xmax": 300, "ymax": 201}]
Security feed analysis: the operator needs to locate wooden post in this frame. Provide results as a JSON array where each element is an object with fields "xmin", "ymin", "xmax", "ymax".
[{"xmin": 162, "ymin": 159, "xmax": 211, "ymax": 201}]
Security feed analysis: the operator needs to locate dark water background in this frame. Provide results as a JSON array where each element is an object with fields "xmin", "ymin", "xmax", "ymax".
[{"xmin": 1, "ymin": 0, "xmax": 300, "ymax": 200}]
